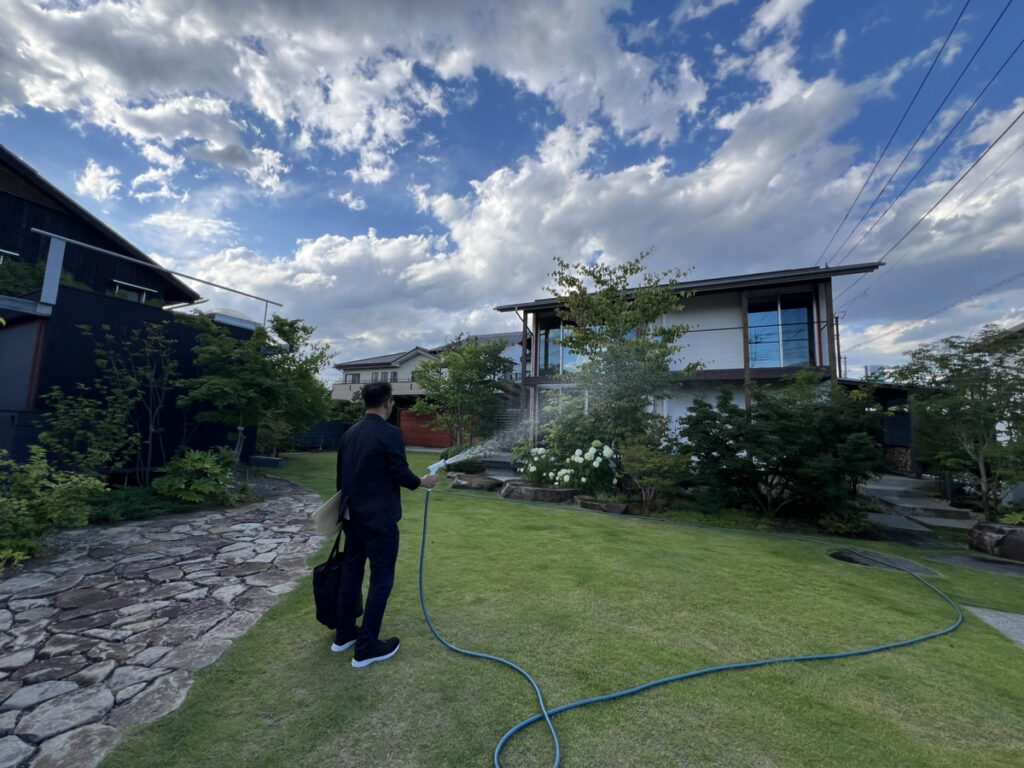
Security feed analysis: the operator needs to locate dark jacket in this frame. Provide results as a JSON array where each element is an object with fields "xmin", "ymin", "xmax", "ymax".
[{"xmin": 336, "ymin": 413, "xmax": 421, "ymax": 527}]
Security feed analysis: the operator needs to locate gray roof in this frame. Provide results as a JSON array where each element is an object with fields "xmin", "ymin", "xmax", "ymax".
[
  {"xmin": 494, "ymin": 261, "xmax": 883, "ymax": 313},
  {"xmin": 334, "ymin": 346, "xmax": 437, "ymax": 370}
]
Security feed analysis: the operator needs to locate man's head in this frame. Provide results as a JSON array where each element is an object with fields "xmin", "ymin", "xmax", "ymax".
[{"xmin": 361, "ymin": 381, "xmax": 393, "ymax": 411}]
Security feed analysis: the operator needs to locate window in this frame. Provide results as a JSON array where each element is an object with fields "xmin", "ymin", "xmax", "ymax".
[
  {"xmin": 748, "ymin": 293, "xmax": 814, "ymax": 368},
  {"xmin": 345, "ymin": 373, "xmax": 360, "ymax": 384},
  {"xmin": 371, "ymin": 372, "xmax": 379, "ymax": 382},
  {"xmin": 390, "ymin": 372, "xmax": 398, "ymax": 382}
]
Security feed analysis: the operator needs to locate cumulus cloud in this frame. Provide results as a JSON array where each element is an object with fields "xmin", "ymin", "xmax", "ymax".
[{"xmin": 74, "ymin": 159, "xmax": 121, "ymax": 200}]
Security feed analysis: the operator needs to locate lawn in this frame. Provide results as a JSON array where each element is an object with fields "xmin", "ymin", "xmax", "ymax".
[{"xmin": 102, "ymin": 451, "xmax": 1024, "ymax": 768}]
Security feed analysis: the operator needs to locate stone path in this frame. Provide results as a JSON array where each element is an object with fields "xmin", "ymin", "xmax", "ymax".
[{"xmin": 0, "ymin": 479, "xmax": 323, "ymax": 768}]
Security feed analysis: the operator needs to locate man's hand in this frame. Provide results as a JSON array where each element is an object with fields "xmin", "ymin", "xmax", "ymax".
[{"xmin": 420, "ymin": 474, "xmax": 438, "ymax": 490}]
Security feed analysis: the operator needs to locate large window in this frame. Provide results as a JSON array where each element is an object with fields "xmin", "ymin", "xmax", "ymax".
[
  {"xmin": 747, "ymin": 293, "xmax": 815, "ymax": 368},
  {"xmin": 344, "ymin": 373, "xmax": 360, "ymax": 384},
  {"xmin": 539, "ymin": 326, "xmax": 587, "ymax": 376}
]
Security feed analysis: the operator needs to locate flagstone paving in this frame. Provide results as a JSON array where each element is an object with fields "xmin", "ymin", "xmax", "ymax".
[{"xmin": 0, "ymin": 479, "xmax": 323, "ymax": 768}]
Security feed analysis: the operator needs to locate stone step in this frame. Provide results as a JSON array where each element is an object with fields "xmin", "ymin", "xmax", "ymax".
[{"xmin": 872, "ymin": 494, "xmax": 973, "ymax": 520}]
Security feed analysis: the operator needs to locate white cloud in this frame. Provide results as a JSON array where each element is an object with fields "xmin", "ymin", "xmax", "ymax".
[
  {"xmin": 740, "ymin": 0, "xmax": 815, "ymax": 48},
  {"xmin": 832, "ymin": 29, "xmax": 848, "ymax": 59},
  {"xmin": 143, "ymin": 212, "xmax": 238, "ymax": 242},
  {"xmin": 331, "ymin": 191, "xmax": 367, "ymax": 211},
  {"xmin": 74, "ymin": 159, "xmax": 121, "ymax": 200}
]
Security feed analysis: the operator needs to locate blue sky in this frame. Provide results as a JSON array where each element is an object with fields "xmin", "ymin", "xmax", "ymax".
[{"xmin": 1, "ymin": 0, "xmax": 1022, "ymax": 375}]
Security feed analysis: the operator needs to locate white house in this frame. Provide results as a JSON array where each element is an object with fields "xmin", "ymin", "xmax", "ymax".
[{"xmin": 495, "ymin": 261, "xmax": 883, "ymax": 425}]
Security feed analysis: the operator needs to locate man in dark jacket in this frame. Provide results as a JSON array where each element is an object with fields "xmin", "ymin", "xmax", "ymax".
[{"xmin": 334, "ymin": 381, "xmax": 437, "ymax": 668}]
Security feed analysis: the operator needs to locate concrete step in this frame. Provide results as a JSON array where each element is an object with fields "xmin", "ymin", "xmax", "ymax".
[
  {"xmin": 907, "ymin": 515, "xmax": 978, "ymax": 530},
  {"xmin": 872, "ymin": 494, "xmax": 973, "ymax": 520}
]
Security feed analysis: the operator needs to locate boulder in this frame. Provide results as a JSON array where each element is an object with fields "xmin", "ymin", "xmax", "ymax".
[
  {"xmin": 575, "ymin": 495, "xmax": 628, "ymax": 515},
  {"xmin": 969, "ymin": 522, "xmax": 1024, "ymax": 563},
  {"xmin": 500, "ymin": 481, "xmax": 577, "ymax": 504},
  {"xmin": 448, "ymin": 473, "xmax": 503, "ymax": 492}
]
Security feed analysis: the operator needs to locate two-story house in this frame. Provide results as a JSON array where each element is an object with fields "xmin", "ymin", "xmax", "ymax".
[
  {"xmin": 0, "ymin": 142, "xmax": 262, "ymax": 469},
  {"xmin": 495, "ymin": 262, "xmax": 882, "ymax": 427}
]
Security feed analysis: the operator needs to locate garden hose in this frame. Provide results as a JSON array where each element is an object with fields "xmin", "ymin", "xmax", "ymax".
[{"xmin": 417, "ymin": 489, "xmax": 964, "ymax": 768}]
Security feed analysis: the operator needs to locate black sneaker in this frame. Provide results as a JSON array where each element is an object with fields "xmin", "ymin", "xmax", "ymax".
[
  {"xmin": 351, "ymin": 637, "xmax": 400, "ymax": 668},
  {"xmin": 331, "ymin": 628, "xmax": 358, "ymax": 653}
]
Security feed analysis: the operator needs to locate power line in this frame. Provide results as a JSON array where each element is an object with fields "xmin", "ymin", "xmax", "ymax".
[
  {"xmin": 842, "ymin": 266, "xmax": 1024, "ymax": 353},
  {"xmin": 835, "ymin": 101, "xmax": 1024, "ymax": 310},
  {"xmin": 814, "ymin": 0, "xmax": 970, "ymax": 267},
  {"xmin": 831, "ymin": 24, "xmax": 1024, "ymax": 268}
]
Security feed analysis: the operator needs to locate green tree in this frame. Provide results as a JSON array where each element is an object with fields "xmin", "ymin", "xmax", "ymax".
[
  {"xmin": 409, "ymin": 337, "xmax": 514, "ymax": 447},
  {"xmin": 39, "ymin": 322, "xmax": 181, "ymax": 482},
  {"xmin": 887, "ymin": 325, "xmax": 1024, "ymax": 519},
  {"xmin": 179, "ymin": 315, "xmax": 332, "ymax": 458},
  {"xmin": 545, "ymin": 252, "xmax": 697, "ymax": 447}
]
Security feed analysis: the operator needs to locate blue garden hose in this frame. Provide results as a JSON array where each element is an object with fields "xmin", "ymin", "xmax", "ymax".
[{"xmin": 417, "ymin": 489, "xmax": 964, "ymax": 768}]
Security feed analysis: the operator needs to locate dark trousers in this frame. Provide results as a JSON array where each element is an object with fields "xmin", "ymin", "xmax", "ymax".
[{"xmin": 336, "ymin": 518, "xmax": 400, "ymax": 645}]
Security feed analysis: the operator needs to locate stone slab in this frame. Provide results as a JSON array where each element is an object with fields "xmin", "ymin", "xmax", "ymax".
[
  {"xmin": 14, "ymin": 686, "xmax": 113, "ymax": 742},
  {"xmin": 865, "ymin": 513, "xmax": 930, "ymax": 532},
  {"xmin": 106, "ymin": 669, "xmax": 192, "ymax": 728},
  {"xmin": 908, "ymin": 516, "xmax": 978, "ymax": 530},
  {"xmin": 0, "ymin": 735, "xmax": 34, "ymax": 767},
  {"xmin": 965, "ymin": 606, "xmax": 1024, "ymax": 650},
  {"xmin": 28, "ymin": 723, "xmax": 121, "ymax": 768}
]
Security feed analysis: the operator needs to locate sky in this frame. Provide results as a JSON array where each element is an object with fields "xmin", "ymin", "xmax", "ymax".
[{"xmin": 1, "ymin": 0, "xmax": 1022, "ymax": 379}]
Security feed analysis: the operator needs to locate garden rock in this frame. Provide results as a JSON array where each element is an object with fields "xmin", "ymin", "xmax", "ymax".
[
  {"xmin": 969, "ymin": 522, "xmax": 1024, "ymax": 563},
  {"xmin": 575, "ymin": 495, "xmax": 628, "ymax": 515},
  {"xmin": 500, "ymin": 480, "xmax": 578, "ymax": 504},
  {"xmin": 448, "ymin": 473, "xmax": 503, "ymax": 492}
]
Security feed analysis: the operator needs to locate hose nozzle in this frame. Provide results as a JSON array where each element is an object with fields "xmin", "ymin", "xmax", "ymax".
[{"xmin": 427, "ymin": 459, "xmax": 447, "ymax": 476}]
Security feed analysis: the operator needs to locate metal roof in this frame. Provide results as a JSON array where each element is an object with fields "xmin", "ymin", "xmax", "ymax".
[
  {"xmin": 333, "ymin": 346, "xmax": 437, "ymax": 370},
  {"xmin": 494, "ymin": 261, "xmax": 883, "ymax": 313},
  {"xmin": 0, "ymin": 142, "xmax": 201, "ymax": 303}
]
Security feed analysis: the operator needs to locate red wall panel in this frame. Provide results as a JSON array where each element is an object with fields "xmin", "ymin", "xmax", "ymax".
[{"xmin": 399, "ymin": 411, "xmax": 451, "ymax": 448}]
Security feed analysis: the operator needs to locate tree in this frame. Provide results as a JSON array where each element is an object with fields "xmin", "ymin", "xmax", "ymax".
[
  {"xmin": 38, "ymin": 322, "xmax": 180, "ymax": 483},
  {"xmin": 680, "ymin": 372, "xmax": 883, "ymax": 526},
  {"xmin": 545, "ymin": 252, "xmax": 697, "ymax": 447},
  {"xmin": 179, "ymin": 315, "xmax": 332, "ymax": 458},
  {"xmin": 887, "ymin": 325, "xmax": 1024, "ymax": 519},
  {"xmin": 409, "ymin": 337, "xmax": 514, "ymax": 447}
]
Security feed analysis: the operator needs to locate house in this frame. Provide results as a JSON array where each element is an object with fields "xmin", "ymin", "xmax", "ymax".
[
  {"xmin": 330, "ymin": 332, "xmax": 530, "ymax": 448},
  {"xmin": 331, "ymin": 347, "xmax": 448, "ymax": 447},
  {"xmin": 495, "ymin": 261, "xmax": 883, "ymax": 427},
  {"xmin": 0, "ymin": 142, "xmax": 259, "ymax": 468}
]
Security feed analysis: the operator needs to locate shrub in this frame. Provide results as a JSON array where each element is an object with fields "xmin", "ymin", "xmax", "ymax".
[
  {"xmin": 86, "ymin": 485, "xmax": 188, "ymax": 524},
  {"xmin": 152, "ymin": 448, "xmax": 237, "ymax": 505},
  {"xmin": 515, "ymin": 440, "xmax": 620, "ymax": 495},
  {"xmin": 0, "ymin": 447, "xmax": 106, "ymax": 569}
]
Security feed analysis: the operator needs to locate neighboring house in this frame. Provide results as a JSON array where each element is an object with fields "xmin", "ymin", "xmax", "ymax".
[
  {"xmin": 0, "ymin": 142, "xmax": 256, "ymax": 468},
  {"xmin": 331, "ymin": 333, "xmax": 531, "ymax": 448},
  {"xmin": 495, "ymin": 261, "xmax": 883, "ymax": 426},
  {"xmin": 332, "ymin": 347, "xmax": 449, "ymax": 448}
]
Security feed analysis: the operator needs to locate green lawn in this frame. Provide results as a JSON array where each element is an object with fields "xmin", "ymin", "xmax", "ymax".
[{"xmin": 102, "ymin": 451, "xmax": 1024, "ymax": 768}]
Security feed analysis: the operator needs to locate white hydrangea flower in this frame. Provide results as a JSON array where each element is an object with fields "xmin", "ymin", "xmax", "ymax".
[
  {"xmin": 593, "ymin": 460, "xmax": 600, "ymax": 467},
  {"xmin": 581, "ymin": 477, "xmax": 587, "ymax": 483},
  {"xmin": 603, "ymin": 445, "xmax": 614, "ymax": 458},
  {"xmin": 529, "ymin": 465, "xmax": 536, "ymax": 472},
  {"xmin": 574, "ymin": 448, "xmax": 583, "ymax": 456}
]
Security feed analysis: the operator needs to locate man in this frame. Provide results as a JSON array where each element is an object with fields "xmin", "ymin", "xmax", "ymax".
[{"xmin": 333, "ymin": 381, "xmax": 437, "ymax": 668}]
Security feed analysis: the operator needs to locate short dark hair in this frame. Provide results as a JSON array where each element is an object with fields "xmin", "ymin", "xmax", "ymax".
[{"xmin": 361, "ymin": 381, "xmax": 393, "ymax": 409}]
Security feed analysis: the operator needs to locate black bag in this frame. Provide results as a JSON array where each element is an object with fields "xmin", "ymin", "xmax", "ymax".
[{"xmin": 313, "ymin": 531, "xmax": 344, "ymax": 629}]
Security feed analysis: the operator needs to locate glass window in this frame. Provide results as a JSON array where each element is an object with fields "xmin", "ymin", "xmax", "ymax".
[
  {"xmin": 371, "ymin": 372, "xmax": 379, "ymax": 382},
  {"xmin": 345, "ymin": 373, "xmax": 360, "ymax": 384},
  {"xmin": 748, "ymin": 297, "xmax": 780, "ymax": 368},
  {"xmin": 748, "ymin": 293, "xmax": 814, "ymax": 368},
  {"xmin": 390, "ymin": 372, "xmax": 398, "ymax": 382}
]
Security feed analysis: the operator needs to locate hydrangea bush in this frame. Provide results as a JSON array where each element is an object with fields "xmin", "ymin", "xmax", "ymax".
[{"xmin": 517, "ymin": 440, "xmax": 619, "ymax": 495}]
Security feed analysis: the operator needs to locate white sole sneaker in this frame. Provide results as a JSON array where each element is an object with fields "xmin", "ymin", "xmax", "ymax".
[
  {"xmin": 331, "ymin": 639, "xmax": 356, "ymax": 652},
  {"xmin": 351, "ymin": 641, "xmax": 400, "ymax": 668}
]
